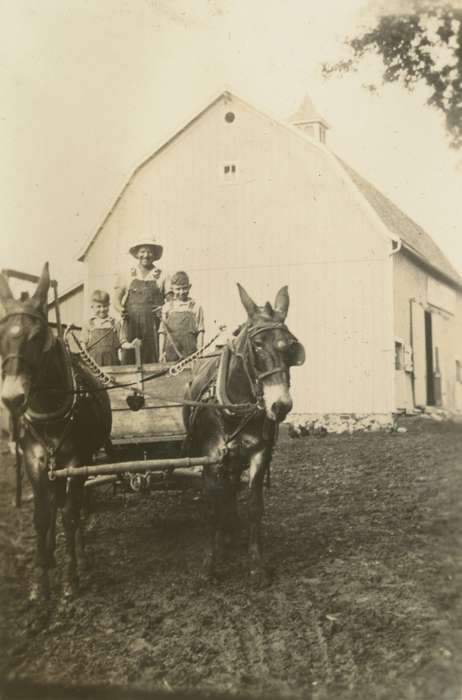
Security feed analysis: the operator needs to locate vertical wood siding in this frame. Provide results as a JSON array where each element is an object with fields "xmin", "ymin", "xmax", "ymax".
[{"xmin": 85, "ymin": 96, "xmax": 394, "ymax": 414}]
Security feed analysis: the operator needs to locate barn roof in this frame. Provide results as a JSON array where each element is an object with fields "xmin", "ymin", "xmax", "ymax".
[
  {"xmin": 339, "ymin": 159, "xmax": 462, "ymax": 287},
  {"xmin": 79, "ymin": 89, "xmax": 461, "ymax": 288},
  {"xmin": 77, "ymin": 91, "xmax": 227, "ymax": 262}
]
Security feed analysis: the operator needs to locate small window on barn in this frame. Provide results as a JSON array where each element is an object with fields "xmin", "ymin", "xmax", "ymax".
[
  {"xmin": 456, "ymin": 360, "xmax": 462, "ymax": 383},
  {"xmin": 395, "ymin": 340, "xmax": 404, "ymax": 370},
  {"xmin": 222, "ymin": 162, "xmax": 238, "ymax": 183}
]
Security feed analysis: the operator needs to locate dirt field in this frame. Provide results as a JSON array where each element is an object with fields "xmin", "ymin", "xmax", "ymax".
[{"xmin": 1, "ymin": 418, "xmax": 462, "ymax": 700}]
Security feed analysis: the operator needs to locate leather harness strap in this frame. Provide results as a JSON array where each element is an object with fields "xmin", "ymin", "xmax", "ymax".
[{"xmin": 0, "ymin": 309, "xmax": 82, "ymax": 480}]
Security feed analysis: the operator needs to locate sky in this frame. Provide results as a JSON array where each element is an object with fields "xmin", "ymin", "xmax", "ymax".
[{"xmin": 1, "ymin": 0, "xmax": 461, "ymax": 295}]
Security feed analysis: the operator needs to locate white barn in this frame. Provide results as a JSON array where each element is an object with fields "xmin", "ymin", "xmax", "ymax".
[{"xmin": 76, "ymin": 90, "xmax": 462, "ymax": 428}]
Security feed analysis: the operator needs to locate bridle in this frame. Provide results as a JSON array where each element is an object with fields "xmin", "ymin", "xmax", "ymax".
[
  {"xmin": 0, "ymin": 310, "xmax": 50, "ymax": 375},
  {"xmin": 0, "ymin": 309, "xmax": 72, "ymax": 424},
  {"xmin": 231, "ymin": 320, "xmax": 295, "ymax": 402}
]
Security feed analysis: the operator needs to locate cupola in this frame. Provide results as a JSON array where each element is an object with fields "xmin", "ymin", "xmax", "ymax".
[{"xmin": 289, "ymin": 93, "xmax": 330, "ymax": 144}]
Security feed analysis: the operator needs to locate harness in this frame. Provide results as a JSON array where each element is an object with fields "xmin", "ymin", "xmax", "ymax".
[
  {"xmin": 1, "ymin": 310, "xmax": 84, "ymax": 485},
  {"xmin": 186, "ymin": 319, "xmax": 294, "ymax": 447}
]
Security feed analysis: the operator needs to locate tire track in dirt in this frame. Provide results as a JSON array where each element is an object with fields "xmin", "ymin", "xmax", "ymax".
[{"xmin": 206, "ymin": 585, "xmax": 348, "ymax": 695}]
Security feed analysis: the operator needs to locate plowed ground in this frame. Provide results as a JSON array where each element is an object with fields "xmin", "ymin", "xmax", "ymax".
[{"xmin": 1, "ymin": 418, "xmax": 462, "ymax": 700}]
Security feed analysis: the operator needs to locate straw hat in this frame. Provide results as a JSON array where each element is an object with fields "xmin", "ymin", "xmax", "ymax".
[{"xmin": 128, "ymin": 236, "xmax": 163, "ymax": 261}]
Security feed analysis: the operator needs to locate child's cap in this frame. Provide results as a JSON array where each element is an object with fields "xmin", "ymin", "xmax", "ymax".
[
  {"xmin": 171, "ymin": 271, "xmax": 190, "ymax": 286},
  {"xmin": 91, "ymin": 289, "xmax": 110, "ymax": 305}
]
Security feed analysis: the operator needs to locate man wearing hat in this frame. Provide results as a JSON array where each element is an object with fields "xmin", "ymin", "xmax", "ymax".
[{"xmin": 114, "ymin": 236, "xmax": 166, "ymax": 364}]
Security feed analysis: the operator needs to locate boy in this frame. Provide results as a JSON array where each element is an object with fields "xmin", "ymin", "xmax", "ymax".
[
  {"xmin": 82, "ymin": 289, "xmax": 120, "ymax": 366},
  {"xmin": 159, "ymin": 271, "xmax": 204, "ymax": 362}
]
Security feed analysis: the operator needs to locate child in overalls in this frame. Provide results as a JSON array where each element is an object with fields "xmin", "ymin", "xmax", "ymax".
[
  {"xmin": 82, "ymin": 289, "xmax": 120, "ymax": 366},
  {"xmin": 159, "ymin": 271, "xmax": 204, "ymax": 362},
  {"xmin": 114, "ymin": 236, "xmax": 166, "ymax": 364}
]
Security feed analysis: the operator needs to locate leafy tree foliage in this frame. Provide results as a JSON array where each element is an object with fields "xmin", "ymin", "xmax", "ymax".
[{"xmin": 323, "ymin": 1, "xmax": 462, "ymax": 147}]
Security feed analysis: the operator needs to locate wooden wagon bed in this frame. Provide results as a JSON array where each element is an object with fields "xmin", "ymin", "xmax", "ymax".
[{"xmin": 104, "ymin": 362, "xmax": 192, "ymax": 447}]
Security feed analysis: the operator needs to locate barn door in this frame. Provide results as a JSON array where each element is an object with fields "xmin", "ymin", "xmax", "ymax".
[{"xmin": 411, "ymin": 300, "xmax": 427, "ymax": 407}]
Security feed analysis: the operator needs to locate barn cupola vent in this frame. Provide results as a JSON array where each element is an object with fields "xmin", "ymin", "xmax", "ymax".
[{"xmin": 289, "ymin": 93, "xmax": 330, "ymax": 145}]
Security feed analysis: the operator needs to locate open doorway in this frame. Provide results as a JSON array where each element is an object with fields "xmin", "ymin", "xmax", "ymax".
[{"xmin": 424, "ymin": 310, "xmax": 435, "ymax": 406}]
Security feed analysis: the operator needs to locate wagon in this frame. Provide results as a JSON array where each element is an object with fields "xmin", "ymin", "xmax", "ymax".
[{"xmin": 49, "ymin": 335, "xmax": 223, "ymax": 494}]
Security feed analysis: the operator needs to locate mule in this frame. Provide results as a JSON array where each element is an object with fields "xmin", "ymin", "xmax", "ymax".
[
  {"xmin": 0, "ymin": 264, "xmax": 112, "ymax": 601},
  {"xmin": 183, "ymin": 284, "xmax": 305, "ymax": 580}
]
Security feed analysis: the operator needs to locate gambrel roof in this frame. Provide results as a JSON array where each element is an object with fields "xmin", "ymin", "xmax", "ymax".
[{"xmin": 79, "ymin": 90, "xmax": 461, "ymax": 288}]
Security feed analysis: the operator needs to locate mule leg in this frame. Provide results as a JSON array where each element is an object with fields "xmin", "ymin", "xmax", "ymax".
[
  {"xmin": 202, "ymin": 464, "xmax": 224, "ymax": 578},
  {"xmin": 45, "ymin": 497, "xmax": 58, "ymax": 569},
  {"xmin": 223, "ymin": 462, "xmax": 241, "ymax": 550},
  {"xmin": 61, "ymin": 477, "xmax": 84, "ymax": 598},
  {"xmin": 248, "ymin": 448, "xmax": 270, "ymax": 580},
  {"xmin": 202, "ymin": 461, "xmax": 237, "ymax": 577},
  {"xmin": 25, "ymin": 447, "xmax": 56, "ymax": 602},
  {"xmin": 30, "ymin": 490, "xmax": 55, "ymax": 601}
]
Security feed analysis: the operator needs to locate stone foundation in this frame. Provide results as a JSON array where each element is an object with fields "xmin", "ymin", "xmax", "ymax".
[{"xmin": 287, "ymin": 412, "xmax": 394, "ymax": 436}]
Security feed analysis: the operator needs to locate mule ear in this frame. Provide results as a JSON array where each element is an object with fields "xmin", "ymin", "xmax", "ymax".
[
  {"xmin": 0, "ymin": 273, "xmax": 13, "ymax": 305},
  {"xmin": 237, "ymin": 283, "xmax": 258, "ymax": 318},
  {"xmin": 32, "ymin": 262, "xmax": 50, "ymax": 310},
  {"xmin": 274, "ymin": 286, "xmax": 289, "ymax": 321},
  {"xmin": 264, "ymin": 301, "xmax": 273, "ymax": 317}
]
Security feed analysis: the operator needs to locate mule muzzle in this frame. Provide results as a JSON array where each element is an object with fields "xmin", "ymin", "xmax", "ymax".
[
  {"xmin": 271, "ymin": 399, "xmax": 293, "ymax": 423},
  {"xmin": 1, "ymin": 377, "xmax": 29, "ymax": 415}
]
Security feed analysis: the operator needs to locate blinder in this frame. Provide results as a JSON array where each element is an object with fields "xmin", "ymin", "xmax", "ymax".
[
  {"xmin": 248, "ymin": 322, "xmax": 305, "ymax": 368},
  {"xmin": 287, "ymin": 340, "xmax": 305, "ymax": 367}
]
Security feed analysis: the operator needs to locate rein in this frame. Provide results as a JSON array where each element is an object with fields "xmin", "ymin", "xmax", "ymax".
[{"xmin": 1, "ymin": 314, "xmax": 292, "ymax": 415}]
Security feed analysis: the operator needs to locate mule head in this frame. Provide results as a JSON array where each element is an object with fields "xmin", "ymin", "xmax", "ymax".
[
  {"xmin": 0, "ymin": 264, "xmax": 54, "ymax": 415},
  {"xmin": 237, "ymin": 284, "xmax": 305, "ymax": 422}
]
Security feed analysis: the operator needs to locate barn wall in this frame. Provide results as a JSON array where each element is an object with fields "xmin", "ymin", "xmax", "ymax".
[
  {"xmin": 85, "ymin": 95, "xmax": 394, "ymax": 415},
  {"xmin": 393, "ymin": 252, "xmax": 462, "ymax": 411}
]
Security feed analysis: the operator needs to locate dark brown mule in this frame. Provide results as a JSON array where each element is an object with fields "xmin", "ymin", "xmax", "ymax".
[
  {"xmin": 183, "ymin": 284, "xmax": 305, "ymax": 580},
  {"xmin": 0, "ymin": 264, "xmax": 111, "ymax": 601}
]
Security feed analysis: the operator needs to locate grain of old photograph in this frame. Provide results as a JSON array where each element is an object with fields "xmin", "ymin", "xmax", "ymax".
[{"xmin": 1, "ymin": 1, "xmax": 462, "ymax": 699}]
